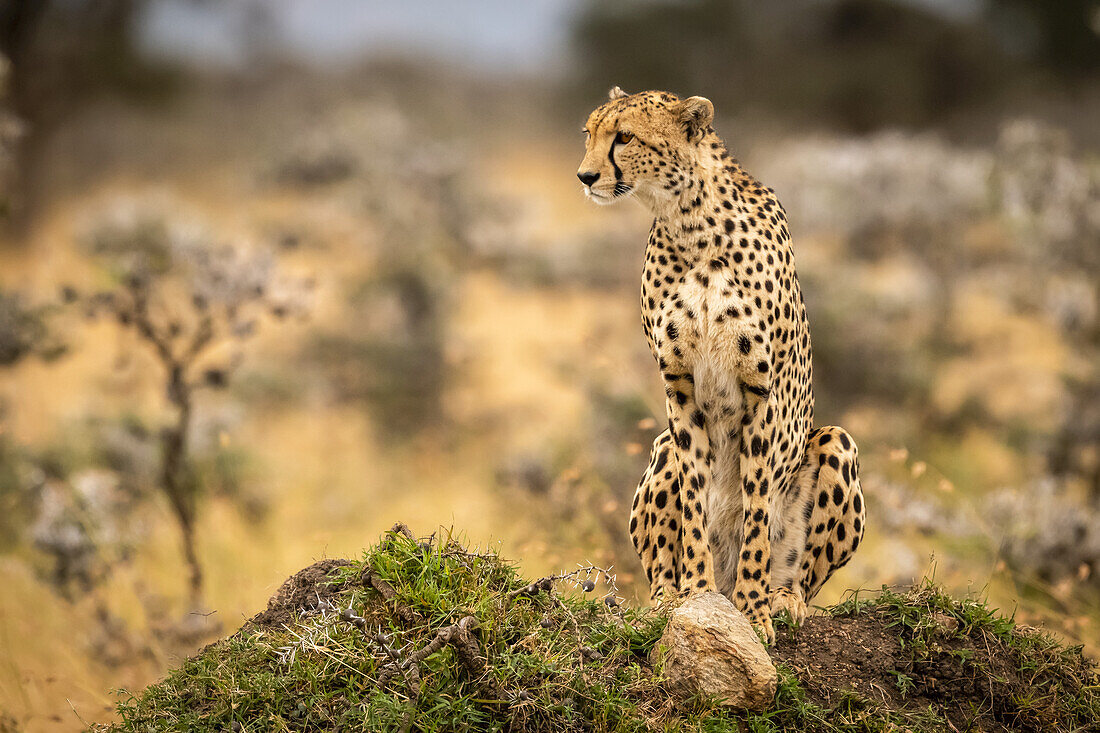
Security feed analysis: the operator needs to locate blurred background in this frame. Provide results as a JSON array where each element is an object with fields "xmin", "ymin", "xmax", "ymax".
[{"xmin": 0, "ymin": 0, "xmax": 1097, "ymax": 729}]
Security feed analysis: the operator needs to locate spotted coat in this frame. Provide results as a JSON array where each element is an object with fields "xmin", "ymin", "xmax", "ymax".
[{"xmin": 578, "ymin": 88, "xmax": 866, "ymax": 641}]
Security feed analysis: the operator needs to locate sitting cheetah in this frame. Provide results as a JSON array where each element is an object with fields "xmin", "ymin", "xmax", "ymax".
[{"xmin": 577, "ymin": 87, "xmax": 865, "ymax": 640}]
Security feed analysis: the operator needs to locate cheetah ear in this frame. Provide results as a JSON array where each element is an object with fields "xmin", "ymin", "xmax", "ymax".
[
  {"xmin": 608, "ymin": 86, "xmax": 629, "ymax": 101},
  {"xmin": 677, "ymin": 96, "xmax": 714, "ymax": 143}
]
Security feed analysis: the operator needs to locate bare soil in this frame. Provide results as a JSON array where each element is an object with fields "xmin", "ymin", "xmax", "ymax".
[
  {"xmin": 248, "ymin": 559, "xmax": 354, "ymax": 630},
  {"xmin": 772, "ymin": 611, "xmax": 1090, "ymax": 732}
]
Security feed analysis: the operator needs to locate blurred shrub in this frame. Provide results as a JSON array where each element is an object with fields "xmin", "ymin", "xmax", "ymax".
[
  {"xmin": 312, "ymin": 267, "xmax": 447, "ymax": 438},
  {"xmin": 990, "ymin": 481, "xmax": 1100, "ymax": 591},
  {"xmin": 760, "ymin": 121, "xmax": 1097, "ymax": 481},
  {"xmin": 31, "ymin": 467, "xmax": 142, "ymax": 599},
  {"xmin": 268, "ymin": 100, "xmax": 484, "ymax": 438},
  {"xmin": 272, "ymin": 140, "xmax": 356, "ymax": 188},
  {"xmin": 0, "ymin": 425, "xmax": 39, "ymax": 552},
  {"xmin": 0, "ymin": 289, "xmax": 63, "ymax": 365}
]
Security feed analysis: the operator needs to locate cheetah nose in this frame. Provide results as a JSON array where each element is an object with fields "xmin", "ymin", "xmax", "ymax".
[{"xmin": 577, "ymin": 171, "xmax": 600, "ymax": 186}]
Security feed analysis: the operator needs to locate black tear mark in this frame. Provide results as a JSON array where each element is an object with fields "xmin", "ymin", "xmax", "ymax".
[{"xmin": 608, "ymin": 139, "xmax": 623, "ymax": 181}]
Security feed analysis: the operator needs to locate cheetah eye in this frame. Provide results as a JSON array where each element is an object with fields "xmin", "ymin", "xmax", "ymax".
[{"xmin": 616, "ymin": 131, "xmax": 635, "ymax": 145}]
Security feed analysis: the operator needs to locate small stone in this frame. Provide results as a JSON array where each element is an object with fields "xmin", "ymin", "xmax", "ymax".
[
  {"xmin": 930, "ymin": 611, "xmax": 959, "ymax": 635},
  {"xmin": 580, "ymin": 645, "xmax": 603, "ymax": 661},
  {"xmin": 655, "ymin": 592, "xmax": 777, "ymax": 710}
]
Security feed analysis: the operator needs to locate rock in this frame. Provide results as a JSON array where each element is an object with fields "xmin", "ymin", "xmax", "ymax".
[{"xmin": 655, "ymin": 592, "xmax": 777, "ymax": 710}]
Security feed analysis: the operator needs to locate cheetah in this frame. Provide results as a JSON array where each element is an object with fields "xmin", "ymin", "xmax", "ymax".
[{"xmin": 577, "ymin": 87, "xmax": 865, "ymax": 640}]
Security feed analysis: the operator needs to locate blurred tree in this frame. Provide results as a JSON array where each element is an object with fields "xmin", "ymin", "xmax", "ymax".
[
  {"xmin": 76, "ymin": 205, "xmax": 311, "ymax": 609},
  {"xmin": 0, "ymin": 0, "xmax": 175, "ymax": 223},
  {"xmin": 569, "ymin": 0, "xmax": 1013, "ymax": 132},
  {"xmin": 988, "ymin": 0, "xmax": 1100, "ymax": 75}
]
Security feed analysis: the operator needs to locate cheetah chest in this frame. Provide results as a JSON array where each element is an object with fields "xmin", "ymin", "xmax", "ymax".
[{"xmin": 647, "ymin": 265, "xmax": 752, "ymax": 430}]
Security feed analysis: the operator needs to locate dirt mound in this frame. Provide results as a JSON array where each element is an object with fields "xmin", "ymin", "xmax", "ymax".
[
  {"xmin": 773, "ymin": 613, "xmax": 908, "ymax": 707},
  {"xmin": 248, "ymin": 558, "xmax": 354, "ymax": 630},
  {"xmin": 107, "ymin": 533, "xmax": 1099, "ymax": 733},
  {"xmin": 772, "ymin": 608, "xmax": 1094, "ymax": 732}
]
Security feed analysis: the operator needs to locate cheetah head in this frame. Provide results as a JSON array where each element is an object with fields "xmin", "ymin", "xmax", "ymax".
[{"xmin": 577, "ymin": 86, "xmax": 714, "ymax": 207}]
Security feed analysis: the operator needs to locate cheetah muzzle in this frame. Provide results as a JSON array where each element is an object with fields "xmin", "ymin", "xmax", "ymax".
[{"xmin": 578, "ymin": 87, "xmax": 866, "ymax": 642}]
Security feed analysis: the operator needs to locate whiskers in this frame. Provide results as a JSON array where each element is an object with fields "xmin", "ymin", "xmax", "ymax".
[
  {"xmin": 583, "ymin": 182, "xmax": 636, "ymax": 205},
  {"xmin": 612, "ymin": 182, "xmax": 634, "ymax": 198}
]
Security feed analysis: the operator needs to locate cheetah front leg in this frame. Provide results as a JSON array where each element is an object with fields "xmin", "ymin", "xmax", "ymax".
[
  {"xmin": 630, "ymin": 430, "xmax": 681, "ymax": 600},
  {"xmin": 662, "ymin": 373, "xmax": 718, "ymax": 595},
  {"xmin": 735, "ymin": 384, "xmax": 777, "ymax": 642}
]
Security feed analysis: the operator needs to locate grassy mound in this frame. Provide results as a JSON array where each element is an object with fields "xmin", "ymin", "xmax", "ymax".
[{"xmin": 103, "ymin": 525, "xmax": 1099, "ymax": 732}]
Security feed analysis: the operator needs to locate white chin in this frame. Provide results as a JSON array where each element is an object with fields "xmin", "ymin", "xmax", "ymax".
[{"xmin": 584, "ymin": 188, "xmax": 618, "ymax": 206}]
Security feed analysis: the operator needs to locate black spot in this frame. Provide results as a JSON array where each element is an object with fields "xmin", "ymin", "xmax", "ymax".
[
  {"xmin": 739, "ymin": 336, "xmax": 751, "ymax": 354},
  {"xmin": 655, "ymin": 490, "xmax": 668, "ymax": 509}
]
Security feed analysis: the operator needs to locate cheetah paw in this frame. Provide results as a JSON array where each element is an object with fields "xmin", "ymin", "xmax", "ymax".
[
  {"xmin": 770, "ymin": 587, "xmax": 808, "ymax": 626},
  {"xmin": 744, "ymin": 607, "xmax": 775, "ymax": 644}
]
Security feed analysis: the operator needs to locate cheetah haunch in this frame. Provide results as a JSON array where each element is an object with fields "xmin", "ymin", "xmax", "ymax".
[{"xmin": 578, "ymin": 87, "xmax": 865, "ymax": 641}]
